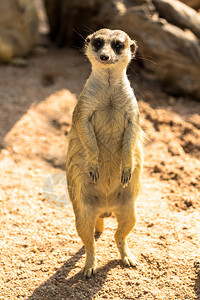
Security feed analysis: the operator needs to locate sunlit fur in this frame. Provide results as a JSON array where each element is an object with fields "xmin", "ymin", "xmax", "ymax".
[{"xmin": 66, "ymin": 28, "xmax": 144, "ymax": 278}]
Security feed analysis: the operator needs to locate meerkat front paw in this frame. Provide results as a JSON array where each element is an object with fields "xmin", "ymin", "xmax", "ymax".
[
  {"xmin": 121, "ymin": 166, "xmax": 132, "ymax": 187},
  {"xmin": 88, "ymin": 163, "xmax": 99, "ymax": 183}
]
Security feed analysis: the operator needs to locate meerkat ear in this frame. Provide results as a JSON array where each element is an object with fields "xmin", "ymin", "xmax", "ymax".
[
  {"xmin": 85, "ymin": 34, "xmax": 92, "ymax": 45},
  {"xmin": 130, "ymin": 40, "xmax": 138, "ymax": 57}
]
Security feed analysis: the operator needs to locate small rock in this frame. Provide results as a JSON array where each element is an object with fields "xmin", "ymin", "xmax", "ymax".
[
  {"xmin": 184, "ymin": 199, "xmax": 193, "ymax": 208},
  {"xmin": 159, "ymin": 235, "xmax": 166, "ymax": 239},
  {"xmin": 182, "ymin": 226, "xmax": 188, "ymax": 230},
  {"xmin": 153, "ymin": 165, "xmax": 162, "ymax": 173},
  {"xmin": 147, "ymin": 222, "xmax": 154, "ymax": 228}
]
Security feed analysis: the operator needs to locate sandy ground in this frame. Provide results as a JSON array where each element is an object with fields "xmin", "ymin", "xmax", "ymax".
[{"xmin": 0, "ymin": 44, "xmax": 200, "ymax": 300}]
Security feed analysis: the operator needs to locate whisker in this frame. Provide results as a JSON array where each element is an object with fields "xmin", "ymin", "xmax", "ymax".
[
  {"xmin": 72, "ymin": 28, "xmax": 85, "ymax": 41},
  {"xmin": 129, "ymin": 65, "xmax": 139, "ymax": 77},
  {"xmin": 72, "ymin": 45, "xmax": 82, "ymax": 50},
  {"xmin": 137, "ymin": 55, "xmax": 158, "ymax": 66},
  {"xmin": 82, "ymin": 25, "xmax": 94, "ymax": 34}
]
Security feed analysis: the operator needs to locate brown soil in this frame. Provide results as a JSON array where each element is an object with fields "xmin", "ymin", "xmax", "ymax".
[{"xmin": 0, "ymin": 45, "xmax": 200, "ymax": 300}]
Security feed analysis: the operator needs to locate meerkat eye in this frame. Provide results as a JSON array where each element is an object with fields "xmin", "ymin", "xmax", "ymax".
[
  {"xmin": 115, "ymin": 42, "xmax": 122, "ymax": 49},
  {"xmin": 92, "ymin": 38, "xmax": 104, "ymax": 51},
  {"xmin": 111, "ymin": 41, "xmax": 125, "ymax": 53}
]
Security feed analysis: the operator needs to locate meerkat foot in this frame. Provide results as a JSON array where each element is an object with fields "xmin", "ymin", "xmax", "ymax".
[
  {"xmin": 88, "ymin": 163, "xmax": 99, "ymax": 183},
  {"xmin": 121, "ymin": 167, "xmax": 132, "ymax": 187},
  {"xmin": 122, "ymin": 254, "xmax": 138, "ymax": 267},
  {"xmin": 84, "ymin": 264, "xmax": 97, "ymax": 278}
]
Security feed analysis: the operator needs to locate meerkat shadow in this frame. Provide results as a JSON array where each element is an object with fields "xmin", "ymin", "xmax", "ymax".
[{"xmin": 28, "ymin": 245, "xmax": 126, "ymax": 300}]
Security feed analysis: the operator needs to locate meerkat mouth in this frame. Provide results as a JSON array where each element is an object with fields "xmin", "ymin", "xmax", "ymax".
[{"xmin": 95, "ymin": 57, "xmax": 119, "ymax": 65}]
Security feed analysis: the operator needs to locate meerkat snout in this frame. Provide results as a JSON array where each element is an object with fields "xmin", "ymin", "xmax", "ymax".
[
  {"xmin": 85, "ymin": 28, "xmax": 137, "ymax": 67},
  {"xmin": 100, "ymin": 54, "xmax": 109, "ymax": 61}
]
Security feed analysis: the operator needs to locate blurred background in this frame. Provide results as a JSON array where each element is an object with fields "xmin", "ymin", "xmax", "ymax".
[
  {"xmin": 0, "ymin": 0, "xmax": 200, "ymax": 97},
  {"xmin": 0, "ymin": 1, "xmax": 200, "ymax": 299}
]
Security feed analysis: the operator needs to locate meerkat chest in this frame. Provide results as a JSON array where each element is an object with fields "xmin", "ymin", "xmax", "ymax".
[
  {"xmin": 92, "ymin": 93, "xmax": 128, "ymax": 142},
  {"xmin": 99, "ymin": 96, "xmax": 123, "ymax": 114},
  {"xmin": 86, "ymin": 79, "xmax": 136, "ymax": 140},
  {"xmin": 95, "ymin": 85, "xmax": 128, "ymax": 113}
]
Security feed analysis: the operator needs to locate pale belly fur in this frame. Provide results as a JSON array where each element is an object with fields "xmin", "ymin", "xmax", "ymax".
[
  {"xmin": 66, "ymin": 101, "xmax": 128, "ymax": 212},
  {"xmin": 66, "ymin": 71, "xmax": 141, "ymax": 219},
  {"xmin": 92, "ymin": 108, "xmax": 125, "ymax": 185}
]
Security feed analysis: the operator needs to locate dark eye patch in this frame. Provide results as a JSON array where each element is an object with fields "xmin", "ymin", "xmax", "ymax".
[
  {"xmin": 111, "ymin": 40, "xmax": 125, "ymax": 54},
  {"xmin": 92, "ymin": 38, "xmax": 104, "ymax": 52}
]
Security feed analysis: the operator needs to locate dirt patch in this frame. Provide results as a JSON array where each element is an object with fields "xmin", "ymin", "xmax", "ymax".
[{"xmin": 0, "ymin": 46, "xmax": 199, "ymax": 299}]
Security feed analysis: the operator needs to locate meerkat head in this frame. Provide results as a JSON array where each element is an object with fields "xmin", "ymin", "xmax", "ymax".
[{"xmin": 85, "ymin": 28, "xmax": 137, "ymax": 70}]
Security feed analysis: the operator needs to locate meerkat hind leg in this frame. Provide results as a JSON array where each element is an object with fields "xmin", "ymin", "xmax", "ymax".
[
  {"xmin": 114, "ymin": 201, "xmax": 138, "ymax": 267},
  {"xmin": 74, "ymin": 205, "xmax": 97, "ymax": 278}
]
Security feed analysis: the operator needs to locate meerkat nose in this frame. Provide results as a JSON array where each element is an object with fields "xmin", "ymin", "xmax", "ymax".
[{"xmin": 100, "ymin": 54, "xmax": 109, "ymax": 61}]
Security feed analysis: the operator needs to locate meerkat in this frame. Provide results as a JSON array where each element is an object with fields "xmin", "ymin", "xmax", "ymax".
[
  {"xmin": 0, "ymin": 0, "xmax": 38, "ymax": 63},
  {"xmin": 66, "ymin": 28, "xmax": 144, "ymax": 278}
]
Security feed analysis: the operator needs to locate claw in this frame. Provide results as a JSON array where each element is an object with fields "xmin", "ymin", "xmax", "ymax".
[
  {"xmin": 122, "ymin": 255, "xmax": 138, "ymax": 267},
  {"xmin": 121, "ymin": 167, "xmax": 132, "ymax": 187},
  {"xmin": 94, "ymin": 174, "xmax": 97, "ymax": 183},
  {"xmin": 84, "ymin": 266, "xmax": 96, "ymax": 278},
  {"xmin": 88, "ymin": 164, "xmax": 99, "ymax": 183}
]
